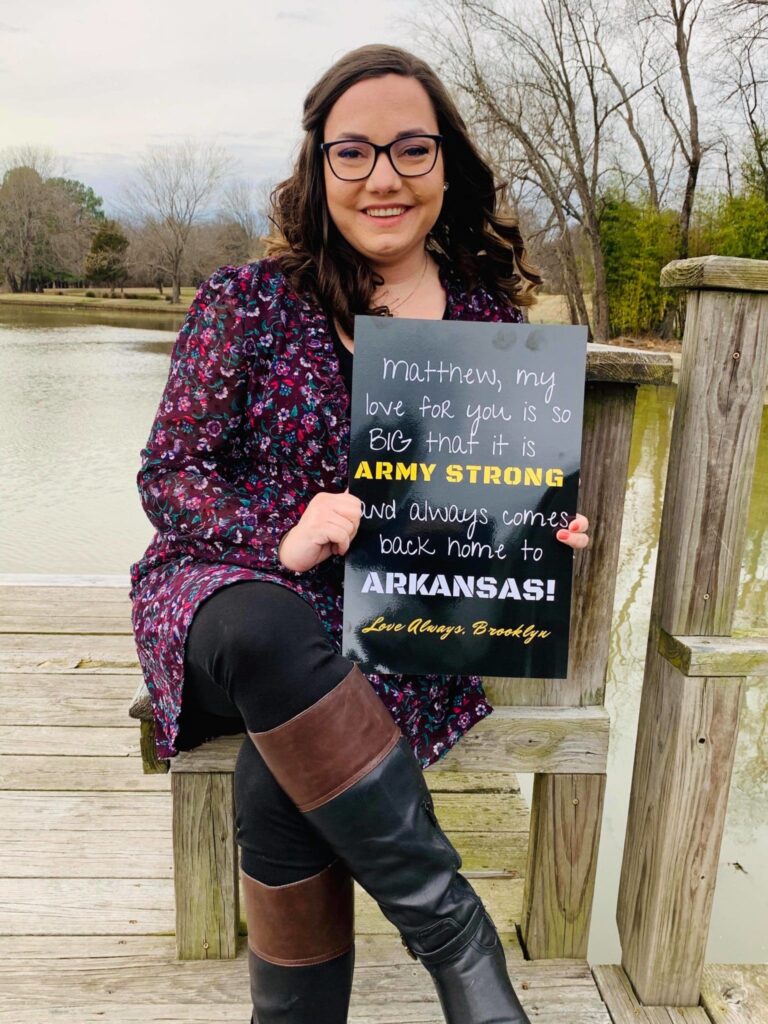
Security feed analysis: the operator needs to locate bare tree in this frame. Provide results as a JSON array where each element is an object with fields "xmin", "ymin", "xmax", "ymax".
[
  {"xmin": 0, "ymin": 166, "xmax": 49, "ymax": 291},
  {"xmin": 638, "ymin": 0, "xmax": 712, "ymax": 258},
  {"xmin": 712, "ymin": 0, "xmax": 768, "ymax": 197},
  {"xmin": 0, "ymin": 144, "xmax": 61, "ymax": 181},
  {"xmin": 427, "ymin": 0, "xmax": 658, "ymax": 341},
  {"xmin": 0, "ymin": 147, "xmax": 57, "ymax": 289},
  {"xmin": 119, "ymin": 139, "xmax": 229, "ymax": 303},
  {"xmin": 48, "ymin": 182, "xmax": 101, "ymax": 283},
  {"xmin": 124, "ymin": 220, "xmax": 171, "ymax": 293},
  {"xmin": 591, "ymin": 6, "xmax": 677, "ymax": 210},
  {"xmin": 459, "ymin": 74, "xmax": 592, "ymax": 328},
  {"xmin": 182, "ymin": 220, "xmax": 252, "ymax": 281},
  {"xmin": 0, "ymin": 146, "xmax": 95, "ymax": 291},
  {"xmin": 220, "ymin": 177, "xmax": 266, "ymax": 256}
]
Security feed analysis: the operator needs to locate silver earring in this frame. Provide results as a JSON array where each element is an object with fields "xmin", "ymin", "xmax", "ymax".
[{"xmin": 443, "ymin": 182, "xmax": 449, "ymax": 191}]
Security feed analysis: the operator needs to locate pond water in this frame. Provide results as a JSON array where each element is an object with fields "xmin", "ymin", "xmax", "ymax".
[{"xmin": 1, "ymin": 304, "xmax": 765, "ymax": 964}]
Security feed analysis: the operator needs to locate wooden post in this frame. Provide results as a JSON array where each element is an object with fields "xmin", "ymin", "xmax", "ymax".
[
  {"xmin": 617, "ymin": 256, "xmax": 768, "ymax": 1005},
  {"xmin": 171, "ymin": 770, "xmax": 240, "ymax": 959}
]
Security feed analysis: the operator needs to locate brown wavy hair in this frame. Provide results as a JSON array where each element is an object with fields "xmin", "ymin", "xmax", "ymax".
[{"xmin": 265, "ymin": 44, "xmax": 541, "ymax": 336}]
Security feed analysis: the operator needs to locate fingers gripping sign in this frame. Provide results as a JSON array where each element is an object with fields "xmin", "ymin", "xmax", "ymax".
[
  {"xmin": 278, "ymin": 488, "xmax": 363, "ymax": 573},
  {"xmin": 555, "ymin": 513, "xmax": 590, "ymax": 550}
]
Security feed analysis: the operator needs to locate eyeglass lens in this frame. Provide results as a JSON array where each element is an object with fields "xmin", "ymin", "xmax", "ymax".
[{"xmin": 328, "ymin": 136, "xmax": 438, "ymax": 179}]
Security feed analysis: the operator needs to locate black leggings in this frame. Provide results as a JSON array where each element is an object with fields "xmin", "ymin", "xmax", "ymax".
[{"xmin": 178, "ymin": 580, "xmax": 356, "ymax": 887}]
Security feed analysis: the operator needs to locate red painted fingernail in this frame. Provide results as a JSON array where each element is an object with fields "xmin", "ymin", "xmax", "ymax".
[{"xmin": 557, "ymin": 530, "xmax": 568, "ymax": 539}]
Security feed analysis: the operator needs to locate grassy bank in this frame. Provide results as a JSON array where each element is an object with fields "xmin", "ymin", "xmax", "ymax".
[
  {"xmin": 2, "ymin": 286, "xmax": 576, "ymax": 320},
  {"xmin": 0, "ymin": 286, "xmax": 193, "ymax": 315}
]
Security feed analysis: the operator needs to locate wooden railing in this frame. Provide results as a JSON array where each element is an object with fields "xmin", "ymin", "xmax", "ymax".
[{"xmin": 617, "ymin": 255, "xmax": 768, "ymax": 1006}]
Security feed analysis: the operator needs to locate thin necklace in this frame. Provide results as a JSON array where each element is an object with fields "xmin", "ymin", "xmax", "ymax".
[{"xmin": 378, "ymin": 251, "xmax": 429, "ymax": 315}]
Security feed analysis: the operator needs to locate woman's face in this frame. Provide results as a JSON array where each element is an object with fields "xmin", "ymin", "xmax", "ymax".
[{"xmin": 321, "ymin": 74, "xmax": 445, "ymax": 271}]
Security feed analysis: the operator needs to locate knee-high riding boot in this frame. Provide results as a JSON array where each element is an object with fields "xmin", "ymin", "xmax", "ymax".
[
  {"xmin": 248, "ymin": 665, "xmax": 531, "ymax": 1024},
  {"xmin": 242, "ymin": 857, "xmax": 355, "ymax": 1022}
]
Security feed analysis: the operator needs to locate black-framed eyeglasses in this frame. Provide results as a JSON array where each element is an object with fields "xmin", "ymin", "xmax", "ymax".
[{"xmin": 320, "ymin": 134, "xmax": 444, "ymax": 181}]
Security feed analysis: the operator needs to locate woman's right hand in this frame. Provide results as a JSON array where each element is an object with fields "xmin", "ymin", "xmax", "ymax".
[{"xmin": 278, "ymin": 489, "xmax": 362, "ymax": 573}]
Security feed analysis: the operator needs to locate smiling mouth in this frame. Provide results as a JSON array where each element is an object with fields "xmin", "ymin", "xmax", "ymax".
[{"xmin": 362, "ymin": 206, "xmax": 410, "ymax": 218}]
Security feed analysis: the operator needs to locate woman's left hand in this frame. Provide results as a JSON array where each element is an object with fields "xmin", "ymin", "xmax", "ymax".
[{"xmin": 556, "ymin": 513, "xmax": 590, "ymax": 549}]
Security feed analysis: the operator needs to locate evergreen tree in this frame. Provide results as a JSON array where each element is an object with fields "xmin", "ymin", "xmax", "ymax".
[{"xmin": 85, "ymin": 219, "xmax": 129, "ymax": 296}]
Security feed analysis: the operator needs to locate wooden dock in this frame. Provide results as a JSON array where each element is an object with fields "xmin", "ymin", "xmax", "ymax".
[{"xmin": 0, "ymin": 576, "xmax": 765, "ymax": 1023}]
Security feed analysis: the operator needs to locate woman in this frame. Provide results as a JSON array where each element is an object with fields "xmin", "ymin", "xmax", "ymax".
[{"xmin": 129, "ymin": 44, "xmax": 590, "ymax": 1024}]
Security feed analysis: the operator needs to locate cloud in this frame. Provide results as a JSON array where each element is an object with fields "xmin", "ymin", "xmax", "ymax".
[
  {"xmin": 70, "ymin": 150, "xmax": 137, "ymax": 165},
  {"xmin": 275, "ymin": 9, "xmax": 324, "ymax": 23},
  {"xmin": 1, "ymin": 0, "xmax": 420, "ymax": 194}
]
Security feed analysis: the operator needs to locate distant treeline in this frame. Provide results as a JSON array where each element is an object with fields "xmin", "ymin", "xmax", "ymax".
[{"xmin": 0, "ymin": 141, "xmax": 267, "ymax": 305}]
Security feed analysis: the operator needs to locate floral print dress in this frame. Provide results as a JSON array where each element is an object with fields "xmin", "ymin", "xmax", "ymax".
[{"xmin": 129, "ymin": 255, "xmax": 523, "ymax": 767}]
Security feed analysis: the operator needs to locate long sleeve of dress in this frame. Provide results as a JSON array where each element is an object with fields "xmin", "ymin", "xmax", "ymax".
[{"xmin": 136, "ymin": 263, "xmax": 303, "ymax": 572}]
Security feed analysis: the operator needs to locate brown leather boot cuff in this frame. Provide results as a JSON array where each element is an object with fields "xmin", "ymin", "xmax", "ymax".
[
  {"xmin": 248, "ymin": 664, "xmax": 401, "ymax": 812},
  {"xmin": 242, "ymin": 858, "xmax": 354, "ymax": 966}
]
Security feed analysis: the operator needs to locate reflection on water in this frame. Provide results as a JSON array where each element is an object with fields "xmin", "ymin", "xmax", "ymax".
[
  {"xmin": 1, "ymin": 310, "xmax": 766, "ymax": 962},
  {"xmin": 0, "ymin": 301, "xmax": 184, "ymax": 334},
  {"xmin": 0, "ymin": 311, "xmax": 181, "ymax": 576}
]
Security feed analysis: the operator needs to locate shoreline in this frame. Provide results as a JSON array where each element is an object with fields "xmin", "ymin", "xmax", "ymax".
[
  {"xmin": 0, "ymin": 292, "xmax": 685, "ymax": 351},
  {"xmin": 0, "ymin": 294, "xmax": 188, "ymax": 315}
]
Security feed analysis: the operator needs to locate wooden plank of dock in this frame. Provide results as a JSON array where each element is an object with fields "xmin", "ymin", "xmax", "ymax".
[
  {"xmin": 0, "ymin": 578, "xmax": 761, "ymax": 1022},
  {"xmin": 594, "ymin": 963, "xmax": 768, "ymax": 1023},
  {"xmin": 594, "ymin": 964, "xmax": 709, "ymax": 1021},
  {"xmin": 701, "ymin": 965, "xmax": 768, "ymax": 1024},
  {"xmin": 0, "ymin": 935, "xmax": 613, "ymax": 1023}
]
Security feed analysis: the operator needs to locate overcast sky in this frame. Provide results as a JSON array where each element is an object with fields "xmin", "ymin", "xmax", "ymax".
[{"xmin": 0, "ymin": 0, "xmax": 425, "ymax": 214}]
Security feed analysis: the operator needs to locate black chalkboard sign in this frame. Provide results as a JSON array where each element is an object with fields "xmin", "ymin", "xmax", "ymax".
[{"xmin": 342, "ymin": 316, "xmax": 588, "ymax": 678}]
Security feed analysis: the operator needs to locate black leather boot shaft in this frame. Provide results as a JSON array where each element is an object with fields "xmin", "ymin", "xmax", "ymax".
[
  {"xmin": 306, "ymin": 738, "xmax": 475, "ymax": 936},
  {"xmin": 407, "ymin": 903, "xmax": 529, "ymax": 1024},
  {"xmin": 304, "ymin": 737, "xmax": 532, "ymax": 1024},
  {"xmin": 249, "ymin": 945, "xmax": 355, "ymax": 1023}
]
